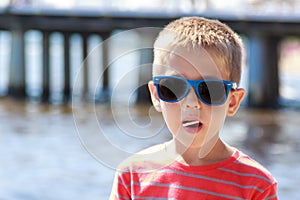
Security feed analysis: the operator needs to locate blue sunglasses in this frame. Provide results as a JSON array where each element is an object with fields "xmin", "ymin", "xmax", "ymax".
[{"xmin": 153, "ymin": 76, "xmax": 237, "ymax": 106}]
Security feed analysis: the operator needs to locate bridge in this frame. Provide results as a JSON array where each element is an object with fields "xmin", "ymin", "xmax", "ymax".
[{"xmin": 1, "ymin": 7, "xmax": 300, "ymax": 108}]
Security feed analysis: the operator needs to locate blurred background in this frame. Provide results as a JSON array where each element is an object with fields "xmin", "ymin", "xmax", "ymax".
[{"xmin": 0, "ymin": 0, "xmax": 300, "ymax": 199}]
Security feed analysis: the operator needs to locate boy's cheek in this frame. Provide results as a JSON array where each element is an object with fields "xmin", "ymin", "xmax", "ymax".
[
  {"xmin": 161, "ymin": 103, "xmax": 182, "ymax": 122},
  {"xmin": 209, "ymin": 108, "xmax": 227, "ymax": 127}
]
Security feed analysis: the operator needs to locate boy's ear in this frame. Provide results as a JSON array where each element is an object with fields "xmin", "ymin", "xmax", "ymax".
[
  {"xmin": 148, "ymin": 81, "xmax": 162, "ymax": 112},
  {"xmin": 227, "ymin": 88, "xmax": 246, "ymax": 116}
]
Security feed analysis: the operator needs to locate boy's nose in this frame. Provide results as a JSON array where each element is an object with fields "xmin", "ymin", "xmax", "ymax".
[{"xmin": 182, "ymin": 87, "xmax": 201, "ymax": 109}]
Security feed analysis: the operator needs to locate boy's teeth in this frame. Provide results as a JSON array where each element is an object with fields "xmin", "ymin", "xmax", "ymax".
[{"xmin": 183, "ymin": 121, "xmax": 200, "ymax": 127}]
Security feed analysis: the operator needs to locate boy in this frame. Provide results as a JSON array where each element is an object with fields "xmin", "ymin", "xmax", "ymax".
[{"xmin": 110, "ymin": 17, "xmax": 277, "ymax": 199}]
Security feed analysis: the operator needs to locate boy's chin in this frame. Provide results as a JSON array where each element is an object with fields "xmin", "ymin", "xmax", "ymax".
[
  {"xmin": 174, "ymin": 133, "xmax": 219, "ymax": 150},
  {"xmin": 173, "ymin": 136, "xmax": 205, "ymax": 149}
]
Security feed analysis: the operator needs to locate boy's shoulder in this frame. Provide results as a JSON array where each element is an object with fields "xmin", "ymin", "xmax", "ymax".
[
  {"xmin": 228, "ymin": 149, "xmax": 277, "ymax": 184},
  {"xmin": 116, "ymin": 142, "xmax": 173, "ymax": 173}
]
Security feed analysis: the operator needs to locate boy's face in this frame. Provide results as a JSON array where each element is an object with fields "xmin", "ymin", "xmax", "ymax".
[{"xmin": 149, "ymin": 46, "xmax": 245, "ymax": 155}]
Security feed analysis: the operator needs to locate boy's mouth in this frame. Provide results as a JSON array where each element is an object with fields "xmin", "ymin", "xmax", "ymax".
[{"xmin": 182, "ymin": 120, "xmax": 203, "ymax": 133}]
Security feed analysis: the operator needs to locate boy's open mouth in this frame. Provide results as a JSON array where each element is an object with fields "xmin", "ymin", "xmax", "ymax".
[{"xmin": 182, "ymin": 120, "xmax": 203, "ymax": 133}]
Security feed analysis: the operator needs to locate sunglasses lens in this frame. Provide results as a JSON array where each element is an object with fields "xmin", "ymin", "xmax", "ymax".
[
  {"xmin": 158, "ymin": 78, "xmax": 187, "ymax": 101},
  {"xmin": 198, "ymin": 81, "xmax": 227, "ymax": 105}
]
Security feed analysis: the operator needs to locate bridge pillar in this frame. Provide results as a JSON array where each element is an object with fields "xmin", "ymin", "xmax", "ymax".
[
  {"xmin": 136, "ymin": 29, "xmax": 158, "ymax": 103},
  {"xmin": 247, "ymin": 34, "xmax": 281, "ymax": 108},
  {"xmin": 41, "ymin": 31, "xmax": 50, "ymax": 102},
  {"xmin": 96, "ymin": 32, "xmax": 111, "ymax": 103},
  {"xmin": 63, "ymin": 32, "xmax": 71, "ymax": 103},
  {"xmin": 82, "ymin": 34, "xmax": 89, "ymax": 100},
  {"xmin": 8, "ymin": 28, "xmax": 26, "ymax": 98}
]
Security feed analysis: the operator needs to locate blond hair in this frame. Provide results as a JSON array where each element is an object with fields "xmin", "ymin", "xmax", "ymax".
[{"xmin": 153, "ymin": 17, "xmax": 244, "ymax": 85}]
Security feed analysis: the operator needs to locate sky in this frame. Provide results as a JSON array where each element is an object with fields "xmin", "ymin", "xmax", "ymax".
[
  {"xmin": 0, "ymin": 0, "xmax": 259, "ymax": 12},
  {"xmin": 1, "ymin": 0, "xmax": 299, "ymax": 16}
]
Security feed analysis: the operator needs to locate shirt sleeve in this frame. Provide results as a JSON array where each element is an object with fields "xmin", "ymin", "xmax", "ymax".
[
  {"xmin": 255, "ymin": 182, "xmax": 278, "ymax": 200},
  {"xmin": 109, "ymin": 169, "xmax": 131, "ymax": 200}
]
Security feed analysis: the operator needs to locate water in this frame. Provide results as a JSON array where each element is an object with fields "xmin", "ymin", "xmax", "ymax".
[
  {"xmin": 0, "ymin": 99, "xmax": 115, "ymax": 199},
  {"xmin": 0, "ymin": 98, "xmax": 300, "ymax": 199}
]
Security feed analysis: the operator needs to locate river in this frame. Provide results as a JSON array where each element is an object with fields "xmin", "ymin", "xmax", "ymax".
[{"xmin": 0, "ymin": 97, "xmax": 299, "ymax": 199}]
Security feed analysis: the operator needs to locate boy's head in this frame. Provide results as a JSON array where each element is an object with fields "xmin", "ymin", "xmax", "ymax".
[
  {"xmin": 153, "ymin": 16, "xmax": 244, "ymax": 85},
  {"xmin": 148, "ymin": 17, "xmax": 246, "ymax": 155}
]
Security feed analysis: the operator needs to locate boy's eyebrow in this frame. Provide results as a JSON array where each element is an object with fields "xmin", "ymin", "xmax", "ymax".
[
  {"xmin": 169, "ymin": 73, "xmax": 181, "ymax": 76},
  {"xmin": 163, "ymin": 73, "xmax": 221, "ymax": 80},
  {"xmin": 201, "ymin": 76, "xmax": 223, "ymax": 80},
  {"xmin": 164, "ymin": 71, "xmax": 181, "ymax": 76}
]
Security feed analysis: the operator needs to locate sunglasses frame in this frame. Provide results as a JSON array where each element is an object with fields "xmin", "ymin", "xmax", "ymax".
[{"xmin": 153, "ymin": 76, "xmax": 237, "ymax": 106}]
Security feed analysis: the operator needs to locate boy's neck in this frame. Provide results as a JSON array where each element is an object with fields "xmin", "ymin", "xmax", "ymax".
[{"xmin": 167, "ymin": 138, "xmax": 235, "ymax": 166}]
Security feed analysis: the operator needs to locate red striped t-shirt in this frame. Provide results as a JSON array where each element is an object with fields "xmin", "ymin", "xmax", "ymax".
[{"xmin": 110, "ymin": 148, "xmax": 277, "ymax": 200}]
